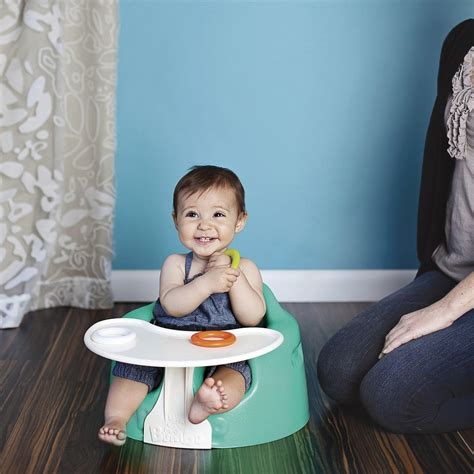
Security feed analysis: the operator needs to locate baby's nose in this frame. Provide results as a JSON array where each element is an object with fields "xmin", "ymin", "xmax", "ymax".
[{"xmin": 198, "ymin": 219, "xmax": 211, "ymax": 229}]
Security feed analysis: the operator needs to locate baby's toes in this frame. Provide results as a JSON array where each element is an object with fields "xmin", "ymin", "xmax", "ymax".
[{"xmin": 98, "ymin": 428, "xmax": 111, "ymax": 439}]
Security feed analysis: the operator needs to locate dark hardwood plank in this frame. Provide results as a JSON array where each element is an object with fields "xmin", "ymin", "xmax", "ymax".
[
  {"xmin": 457, "ymin": 430, "xmax": 474, "ymax": 454},
  {"xmin": 0, "ymin": 359, "xmax": 35, "ymax": 451},
  {"xmin": 0, "ymin": 302, "xmax": 472, "ymax": 474},
  {"xmin": 0, "ymin": 306, "xmax": 71, "ymax": 362}
]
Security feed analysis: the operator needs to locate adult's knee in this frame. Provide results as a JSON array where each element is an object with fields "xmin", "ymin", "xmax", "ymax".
[
  {"xmin": 317, "ymin": 333, "xmax": 361, "ymax": 405},
  {"xmin": 317, "ymin": 295, "xmax": 409, "ymax": 406},
  {"xmin": 359, "ymin": 356, "xmax": 441, "ymax": 433}
]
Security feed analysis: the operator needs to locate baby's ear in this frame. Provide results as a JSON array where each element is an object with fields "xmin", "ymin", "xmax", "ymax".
[
  {"xmin": 172, "ymin": 212, "xmax": 178, "ymax": 229},
  {"xmin": 235, "ymin": 212, "xmax": 248, "ymax": 233}
]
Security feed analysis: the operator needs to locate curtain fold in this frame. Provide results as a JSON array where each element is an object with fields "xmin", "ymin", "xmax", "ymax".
[{"xmin": 0, "ymin": 0, "xmax": 118, "ymax": 328}]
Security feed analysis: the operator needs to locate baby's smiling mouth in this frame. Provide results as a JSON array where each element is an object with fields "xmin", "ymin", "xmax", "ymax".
[{"xmin": 195, "ymin": 237, "xmax": 216, "ymax": 243}]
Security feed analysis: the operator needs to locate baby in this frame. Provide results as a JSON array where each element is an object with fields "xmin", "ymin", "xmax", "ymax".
[{"xmin": 99, "ymin": 165, "xmax": 266, "ymax": 446}]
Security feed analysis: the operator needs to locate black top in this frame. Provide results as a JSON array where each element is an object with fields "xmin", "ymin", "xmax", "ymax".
[{"xmin": 416, "ymin": 19, "xmax": 474, "ymax": 275}]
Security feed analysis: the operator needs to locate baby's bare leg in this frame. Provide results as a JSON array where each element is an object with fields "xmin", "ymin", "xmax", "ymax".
[
  {"xmin": 98, "ymin": 377, "xmax": 148, "ymax": 446},
  {"xmin": 188, "ymin": 367, "xmax": 245, "ymax": 424}
]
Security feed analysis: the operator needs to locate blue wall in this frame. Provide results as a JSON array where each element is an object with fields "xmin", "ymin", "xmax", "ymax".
[{"xmin": 114, "ymin": 1, "xmax": 473, "ymax": 270}]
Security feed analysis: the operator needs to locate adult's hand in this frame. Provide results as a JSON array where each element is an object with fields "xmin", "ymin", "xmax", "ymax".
[
  {"xmin": 379, "ymin": 303, "xmax": 455, "ymax": 358},
  {"xmin": 379, "ymin": 272, "xmax": 474, "ymax": 358}
]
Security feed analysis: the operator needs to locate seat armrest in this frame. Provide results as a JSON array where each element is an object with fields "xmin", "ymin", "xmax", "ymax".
[
  {"xmin": 262, "ymin": 284, "xmax": 300, "ymax": 345},
  {"xmin": 122, "ymin": 303, "xmax": 155, "ymax": 322}
]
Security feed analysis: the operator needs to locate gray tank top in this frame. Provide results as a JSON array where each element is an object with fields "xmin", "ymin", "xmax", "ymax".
[
  {"xmin": 432, "ymin": 47, "xmax": 474, "ymax": 281},
  {"xmin": 153, "ymin": 252, "xmax": 241, "ymax": 331}
]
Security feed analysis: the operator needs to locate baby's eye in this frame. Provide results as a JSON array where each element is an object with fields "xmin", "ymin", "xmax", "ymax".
[
  {"xmin": 186, "ymin": 211, "xmax": 198, "ymax": 218},
  {"xmin": 214, "ymin": 212, "xmax": 226, "ymax": 218}
]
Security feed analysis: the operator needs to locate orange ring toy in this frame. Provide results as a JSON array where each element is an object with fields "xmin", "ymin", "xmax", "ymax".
[{"xmin": 190, "ymin": 330, "xmax": 236, "ymax": 348}]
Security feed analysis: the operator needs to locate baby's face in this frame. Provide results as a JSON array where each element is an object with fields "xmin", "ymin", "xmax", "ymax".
[{"xmin": 174, "ymin": 186, "xmax": 247, "ymax": 259}]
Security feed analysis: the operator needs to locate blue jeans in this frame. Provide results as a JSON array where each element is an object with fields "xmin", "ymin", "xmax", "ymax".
[{"xmin": 317, "ymin": 270, "xmax": 474, "ymax": 433}]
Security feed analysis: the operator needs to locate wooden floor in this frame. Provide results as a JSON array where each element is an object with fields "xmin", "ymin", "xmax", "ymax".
[{"xmin": 1, "ymin": 302, "xmax": 472, "ymax": 474}]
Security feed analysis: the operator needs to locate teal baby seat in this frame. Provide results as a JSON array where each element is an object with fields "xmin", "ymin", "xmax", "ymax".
[{"xmin": 111, "ymin": 284, "xmax": 309, "ymax": 448}]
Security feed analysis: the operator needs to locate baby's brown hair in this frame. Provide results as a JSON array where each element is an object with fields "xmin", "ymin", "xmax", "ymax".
[{"xmin": 173, "ymin": 165, "xmax": 246, "ymax": 215}]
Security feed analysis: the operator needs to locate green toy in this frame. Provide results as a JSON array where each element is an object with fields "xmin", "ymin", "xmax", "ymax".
[{"xmin": 224, "ymin": 248, "xmax": 241, "ymax": 269}]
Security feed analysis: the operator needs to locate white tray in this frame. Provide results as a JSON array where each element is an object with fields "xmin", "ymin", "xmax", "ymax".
[{"xmin": 84, "ymin": 318, "xmax": 284, "ymax": 367}]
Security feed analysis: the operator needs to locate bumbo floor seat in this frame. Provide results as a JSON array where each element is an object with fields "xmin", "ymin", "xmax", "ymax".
[{"xmin": 112, "ymin": 284, "xmax": 309, "ymax": 448}]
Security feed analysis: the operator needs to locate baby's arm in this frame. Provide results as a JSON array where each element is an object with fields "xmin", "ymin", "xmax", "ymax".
[
  {"xmin": 159, "ymin": 254, "xmax": 239, "ymax": 317},
  {"xmin": 228, "ymin": 258, "xmax": 266, "ymax": 326},
  {"xmin": 159, "ymin": 254, "xmax": 209, "ymax": 316}
]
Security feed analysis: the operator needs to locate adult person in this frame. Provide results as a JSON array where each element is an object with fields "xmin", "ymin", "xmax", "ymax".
[{"xmin": 317, "ymin": 19, "xmax": 474, "ymax": 433}]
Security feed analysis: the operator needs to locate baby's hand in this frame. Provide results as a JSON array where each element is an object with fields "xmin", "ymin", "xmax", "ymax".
[
  {"xmin": 203, "ymin": 266, "xmax": 240, "ymax": 294},
  {"xmin": 205, "ymin": 251, "xmax": 232, "ymax": 272}
]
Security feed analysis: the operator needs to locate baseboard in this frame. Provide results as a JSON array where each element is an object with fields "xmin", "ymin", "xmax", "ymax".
[{"xmin": 111, "ymin": 269, "xmax": 417, "ymax": 303}]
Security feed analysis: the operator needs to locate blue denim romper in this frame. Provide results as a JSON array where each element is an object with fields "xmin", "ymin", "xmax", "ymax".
[{"xmin": 113, "ymin": 252, "xmax": 251, "ymax": 391}]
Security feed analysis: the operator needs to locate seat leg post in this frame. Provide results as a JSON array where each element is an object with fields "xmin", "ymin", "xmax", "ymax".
[{"xmin": 143, "ymin": 366, "xmax": 212, "ymax": 449}]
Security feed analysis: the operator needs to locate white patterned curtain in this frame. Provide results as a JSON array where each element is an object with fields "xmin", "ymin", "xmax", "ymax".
[{"xmin": 0, "ymin": 0, "xmax": 118, "ymax": 328}]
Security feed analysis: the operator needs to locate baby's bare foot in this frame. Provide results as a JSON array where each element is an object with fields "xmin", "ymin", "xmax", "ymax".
[
  {"xmin": 188, "ymin": 377, "xmax": 229, "ymax": 424},
  {"xmin": 98, "ymin": 417, "xmax": 127, "ymax": 446}
]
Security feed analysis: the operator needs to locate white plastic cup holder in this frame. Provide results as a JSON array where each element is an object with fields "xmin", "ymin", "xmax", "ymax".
[{"xmin": 91, "ymin": 326, "xmax": 137, "ymax": 346}]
